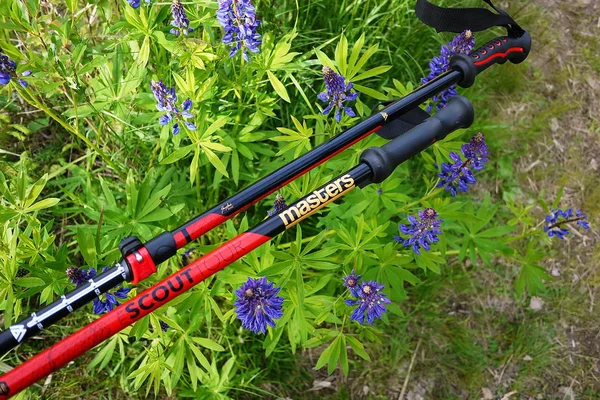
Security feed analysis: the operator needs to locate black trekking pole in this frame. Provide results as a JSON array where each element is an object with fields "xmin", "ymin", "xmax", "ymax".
[
  {"xmin": 0, "ymin": 0, "xmax": 531, "ymax": 358},
  {"xmin": 0, "ymin": 96, "xmax": 474, "ymax": 399}
]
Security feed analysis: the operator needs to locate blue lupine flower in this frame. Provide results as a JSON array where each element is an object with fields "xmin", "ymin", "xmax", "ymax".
[
  {"xmin": 150, "ymin": 80, "xmax": 196, "ymax": 135},
  {"xmin": 170, "ymin": 0, "xmax": 194, "ymax": 36},
  {"xmin": 342, "ymin": 269, "xmax": 361, "ymax": 291},
  {"xmin": 437, "ymin": 133, "xmax": 489, "ymax": 196},
  {"xmin": 460, "ymin": 132, "xmax": 489, "ymax": 170},
  {"xmin": 0, "ymin": 53, "xmax": 31, "ymax": 87},
  {"xmin": 267, "ymin": 194, "xmax": 287, "ymax": 216},
  {"xmin": 395, "ymin": 208, "xmax": 443, "ymax": 255},
  {"xmin": 318, "ymin": 66, "xmax": 359, "ymax": 122},
  {"xmin": 66, "ymin": 267, "xmax": 131, "ymax": 314},
  {"xmin": 127, "ymin": 0, "xmax": 140, "ymax": 8},
  {"xmin": 90, "ymin": 267, "xmax": 131, "ymax": 314},
  {"xmin": 217, "ymin": 0, "xmax": 262, "ymax": 61},
  {"xmin": 234, "ymin": 276, "xmax": 284, "ymax": 334},
  {"xmin": 66, "ymin": 267, "xmax": 93, "ymax": 286},
  {"xmin": 575, "ymin": 209, "xmax": 590, "ymax": 229},
  {"xmin": 345, "ymin": 280, "xmax": 391, "ymax": 325},
  {"xmin": 422, "ymin": 30, "xmax": 475, "ymax": 112},
  {"xmin": 182, "ymin": 247, "xmax": 198, "ymax": 265},
  {"xmin": 544, "ymin": 208, "xmax": 590, "ymax": 239},
  {"xmin": 159, "ymin": 320, "xmax": 170, "ymax": 332}
]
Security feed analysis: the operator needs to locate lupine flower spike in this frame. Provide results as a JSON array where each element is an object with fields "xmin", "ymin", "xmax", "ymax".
[
  {"xmin": 66, "ymin": 267, "xmax": 93, "ymax": 286},
  {"xmin": 234, "ymin": 277, "xmax": 284, "ymax": 334},
  {"xmin": 422, "ymin": 30, "xmax": 475, "ymax": 112},
  {"xmin": 437, "ymin": 132, "xmax": 489, "ymax": 196},
  {"xmin": 544, "ymin": 208, "xmax": 590, "ymax": 239},
  {"xmin": 267, "ymin": 194, "xmax": 287, "ymax": 216},
  {"xmin": 150, "ymin": 80, "xmax": 196, "ymax": 135},
  {"xmin": 395, "ymin": 208, "xmax": 443, "ymax": 255},
  {"xmin": 66, "ymin": 267, "xmax": 131, "ymax": 314},
  {"xmin": 170, "ymin": 0, "xmax": 194, "ymax": 36},
  {"xmin": 318, "ymin": 66, "xmax": 359, "ymax": 122},
  {"xmin": 345, "ymin": 280, "xmax": 391, "ymax": 325},
  {"xmin": 0, "ymin": 53, "xmax": 31, "ymax": 88},
  {"xmin": 217, "ymin": 0, "xmax": 262, "ymax": 61}
]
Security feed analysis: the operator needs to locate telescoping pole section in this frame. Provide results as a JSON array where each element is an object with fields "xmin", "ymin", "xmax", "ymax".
[{"xmin": 0, "ymin": 96, "xmax": 474, "ymax": 399}]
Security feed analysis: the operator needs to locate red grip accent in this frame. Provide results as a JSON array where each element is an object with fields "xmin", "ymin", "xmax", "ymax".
[
  {"xmin": 126, "ymin": 247, "xmax": 156, "ymax": 284},
  {"xmin": 0, "ymin": 232, "xmax": 270, "ymax": 399},
  {"xmin": 474, "ymin": 47, "xmax": 524, "ymax": 66},
  {"xmin": 173, "ymin": 231, "xmax": 186, "ymax": 248}
]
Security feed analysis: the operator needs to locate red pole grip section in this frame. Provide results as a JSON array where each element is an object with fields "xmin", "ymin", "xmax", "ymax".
[{"xmin": 0, "ymin": 232, "xmax": 270, "ymax": 399}]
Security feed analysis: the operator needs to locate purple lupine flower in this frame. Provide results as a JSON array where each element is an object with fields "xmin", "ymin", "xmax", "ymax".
[
  {"xmin": 544, "ymin": 208, "xmax": 590, "ymax": 239},
  {"xmin": 345, "ymin": 280, "xmax": 391, "ymax": 325},
  {"xmin": 150, "ymin": 80, "xmax": 196, "ymax": 135},
  {"xmin": 395, "ymin": 208, "xmax": 443, "ymax": 255},
  {"xmin": 437, "ymin": 133, "xmax": 489, "ymax": 196},
  {"xmin": 318, "ymin": 66, "xmax": 359, "ymax": 122},
  {"xmin": 342, "ymin": 269, "xmax": 361, "ymax": 292},
  {"xmin": 182, "ymin": 247, "xmax": 198, "ymax": 265},
  {"xmin": 575, "ymin": 209, "xmax": 590, "ymax": 230},
  {"xmin": 90, "ymin": 267, "xmax": 131, "ymax": 314},
  {"xmin": 267, "ymin": 194, "xmax": 287, "ymax": 216},
  {"xmin": 67, "ymin": 266, "xmax": 131, "ymax": 314},
  {"xmin": 460, "ymin": 132, "xmax": 489, "ymax": 170},
  {"xmin": 0, "ymin": 53, "xmax": 31, "ymax": 87},
  {"xmin": 422, "ymin": 30, "xmax": 475, "ymax": 112},
  {"xmin": 127, "ymin": 0, "xmax": 141, "ymax": 8},
  {"xmin": 170, "ymin": 0, "xmax": 194, "ymax": 36},
  {"xmin": 159, "ymin": 320, "xmax": 170, "ymax": 332},
  {"xmin": 66, "ymin": 267, "xmax": 93, "ymax": 286},
  {"xmin": 217, "ymin": 0, "xmax": 262, "ymax": 61},
  {"xmin": 234, "ymin": 276, "xmax": 284, "ymax": 334}
]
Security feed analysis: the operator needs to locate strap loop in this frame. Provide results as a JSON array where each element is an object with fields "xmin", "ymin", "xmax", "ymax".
[{"xmin": 415, "ymin": 0, "xmax": 524, "ymax": 36}]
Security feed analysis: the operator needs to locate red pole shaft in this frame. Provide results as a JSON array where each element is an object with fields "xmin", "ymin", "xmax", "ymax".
[{"xmin": 0, "ymin": 232, "xmax": 269, "ymax": 399}]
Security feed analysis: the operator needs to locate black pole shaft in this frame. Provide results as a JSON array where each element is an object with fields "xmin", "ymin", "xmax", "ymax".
[{"xmin": 169, "ymin": 70, "xmax": 463, "ymax": 246}]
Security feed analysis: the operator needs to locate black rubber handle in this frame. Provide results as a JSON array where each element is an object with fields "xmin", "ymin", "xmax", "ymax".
[
  {"xmin": 360, "ymin": 96, "xmax": 474, "ymax": 185},
  {"xmin": 450, "ymin": 30, "xmax": 531, "ymax": 88}
]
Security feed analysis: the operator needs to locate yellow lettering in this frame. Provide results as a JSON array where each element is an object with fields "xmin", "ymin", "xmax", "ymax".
[
  {"xmin": 325, "ymin": 183, "xmax": 339, "ymax": 198},
  {"xmin": 341, "ymin": 174, "xmax": 354, "ymax": 188}
]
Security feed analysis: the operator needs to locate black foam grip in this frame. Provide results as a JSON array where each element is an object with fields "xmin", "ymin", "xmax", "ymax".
[{"xmin": 360, "ymin": 96, "xmax": 474, "ymax": 185}]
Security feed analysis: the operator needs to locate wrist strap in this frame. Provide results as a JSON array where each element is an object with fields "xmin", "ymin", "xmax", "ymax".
[{"xmin": 415, "ymin": 0, "xmax": 524, "ymax": 36}]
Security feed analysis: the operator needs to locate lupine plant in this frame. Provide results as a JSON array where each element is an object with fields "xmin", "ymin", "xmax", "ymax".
[
  {"xmin": 422, "ymin": 30, "xmax": 475, "ymax": 111},
  {"xmin": 0, "ymin": 0, "xmax": 592, "ymax": 398}
]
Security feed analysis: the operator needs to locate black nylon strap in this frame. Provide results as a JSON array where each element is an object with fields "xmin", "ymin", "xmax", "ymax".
[{"xmin": 415, "ymin": 0, "xmax": 522, "ymax": 34}]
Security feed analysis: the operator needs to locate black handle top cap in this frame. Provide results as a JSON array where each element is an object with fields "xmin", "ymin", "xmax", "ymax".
[
  {"xmin": 360, "ymin": 96, "xmax": 474, "ymax": 185},
  {"xmin": 451, "ymin": 30, "xmax": 532, "ymax": 88}
]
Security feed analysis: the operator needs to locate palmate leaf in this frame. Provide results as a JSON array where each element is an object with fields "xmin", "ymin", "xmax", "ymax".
[
  {"xmin": 515, "ymin": 240, "xmax": 551, "ymax": 296},
  {"xmin": 312, "ymin": 331, "xmax": 370, "ymax": 376},
  {"xmin": 440, "ymin": 195, "xmax": 515, "ymax": 266},
  {"xmin": 515, "ymin": 263, "xmax": 550, "ymax": 297},
  {"xmin": 273, "ymin": 116, "xmax": 313, "ymax": 157}
]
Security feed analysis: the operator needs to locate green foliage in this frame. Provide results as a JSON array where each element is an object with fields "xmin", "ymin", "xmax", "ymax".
[{"xmin": 0, "ymin": 0, "xmax": 566, "ymax": 398}]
